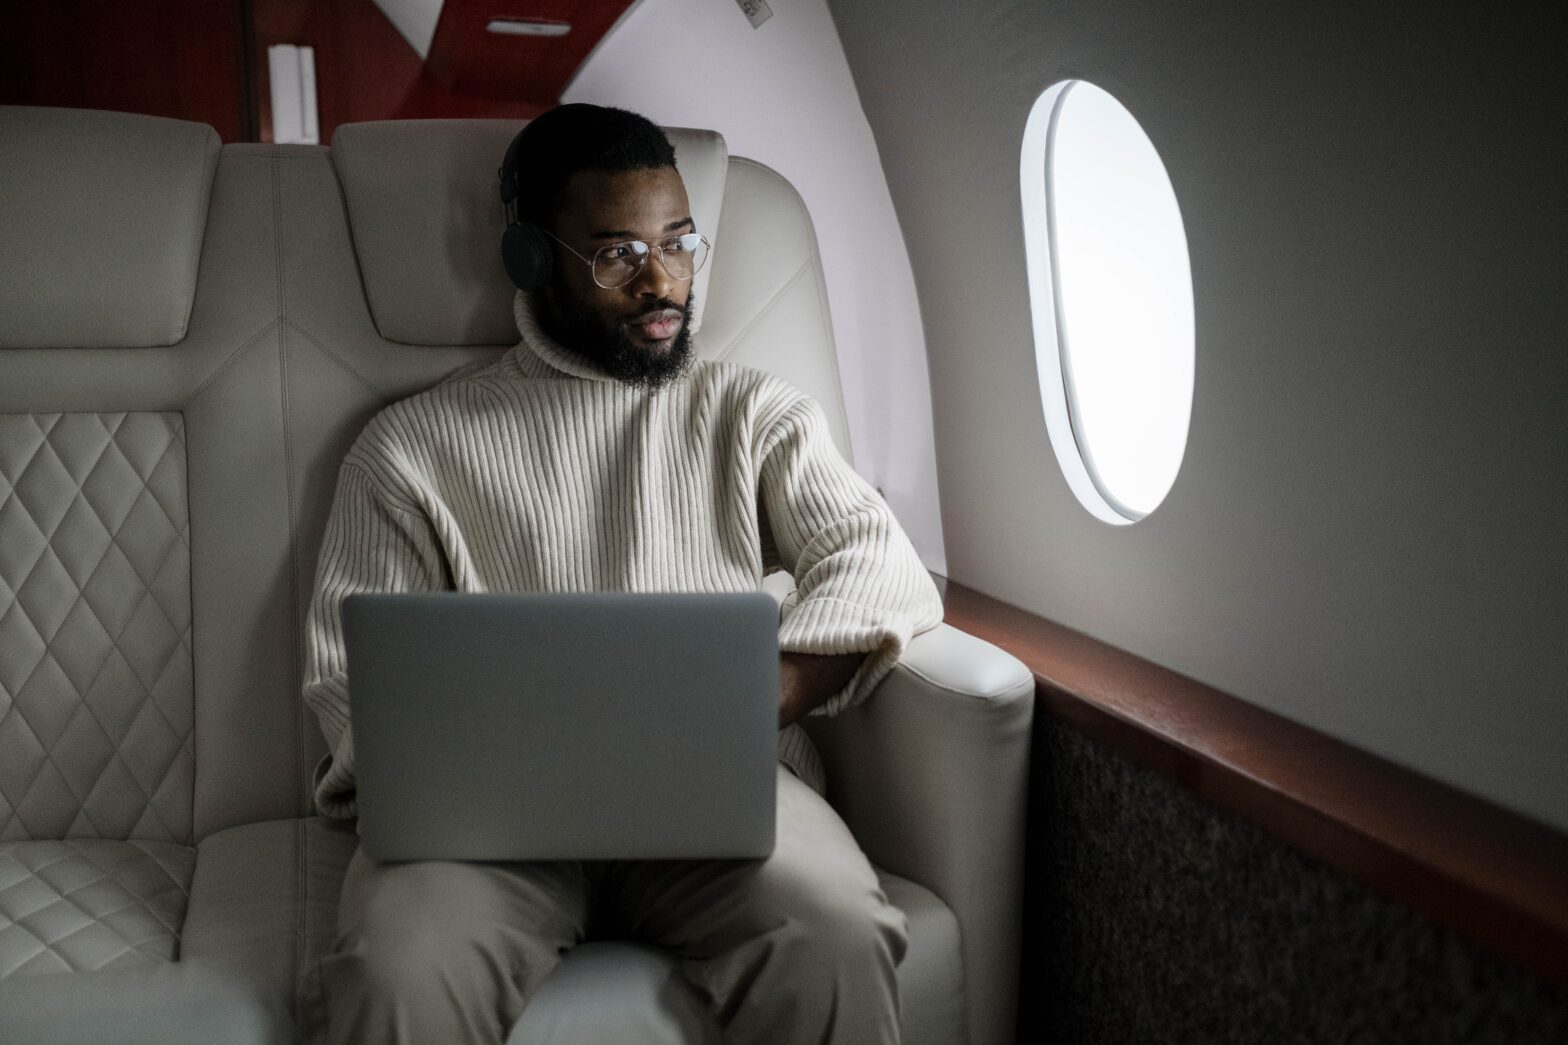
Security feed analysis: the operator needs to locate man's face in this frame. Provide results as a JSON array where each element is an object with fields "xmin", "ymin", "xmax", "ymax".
[{"xmin": 537, "ymin": 166, "xmax": 696, "ymax": 387}]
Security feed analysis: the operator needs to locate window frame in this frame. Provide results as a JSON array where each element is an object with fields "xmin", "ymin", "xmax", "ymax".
[{"xmin": 1020, "ymin": 79, "xmax": 1194, "ymax": 525}]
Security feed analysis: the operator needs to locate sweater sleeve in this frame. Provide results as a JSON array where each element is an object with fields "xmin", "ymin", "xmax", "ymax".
[
  {"xmin": 759, "ymin": 394, "xmax": 943, "ymax": 717},
  {"xmin": 302, "ymin": 459, "xmax": 448, "ymax": 818}
]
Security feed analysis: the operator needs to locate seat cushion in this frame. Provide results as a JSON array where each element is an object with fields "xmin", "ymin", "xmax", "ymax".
[
  {"xmin": 0, "ymin": 959, "xmax": 291, "ymax": 1045},
  {"xmin": 0, "ymin": 838, "xmax": 195, "ymax": 978},
  {"xmin": 0, "ymin": 817, "xmax": 356, "ymax": 1045},
  {"xmin": 505, "ymin": 869, "xmax": 966, "ymax": 1045},
  {"xmin": 180, "ymin": 816, "xmax": 358, "ymax": 1031}
]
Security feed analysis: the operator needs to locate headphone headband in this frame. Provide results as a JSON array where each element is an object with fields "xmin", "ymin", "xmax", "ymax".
[{"xmin": 499, "ymin": 125, "xmax": 528, "ymax": 208}]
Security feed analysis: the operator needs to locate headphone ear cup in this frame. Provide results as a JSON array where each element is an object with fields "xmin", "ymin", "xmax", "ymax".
[{"xmin": 501, "ymin": 222, "xmax": 552, "ymax": 292}]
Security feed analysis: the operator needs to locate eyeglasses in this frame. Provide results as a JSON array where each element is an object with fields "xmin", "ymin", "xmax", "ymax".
[{"xmin": 542, "ymin": 228, "xmax": 712, "ymax": 290}]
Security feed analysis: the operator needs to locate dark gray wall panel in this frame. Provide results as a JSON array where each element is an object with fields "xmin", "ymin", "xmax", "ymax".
[
  {"xmin": 826, "ymin": 1, "xmax": 1568, "ymax": 829},
  {"xmin": 1024, "ymin": 715, "xmax": 1568, "ymax": 1042}
]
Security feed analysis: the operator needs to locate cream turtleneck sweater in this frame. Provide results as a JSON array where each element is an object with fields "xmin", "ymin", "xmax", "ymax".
[{"xmin": 302, "ymin": 293, "xmax": 943, "ymax": 818}]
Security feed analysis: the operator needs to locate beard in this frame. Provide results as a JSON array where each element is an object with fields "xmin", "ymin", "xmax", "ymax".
[{"xmin": 538, "ymin": 286, "xmax": 697, "ymax": 389}]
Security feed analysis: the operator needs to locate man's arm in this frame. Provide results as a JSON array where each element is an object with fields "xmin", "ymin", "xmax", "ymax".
[
  {"xmin": 303, "ymin": 457, "xmax": 446, "ymax": 818},
  {"xmin": 759, "ymin": 393, "xmax": 943, "ymax": 720}
]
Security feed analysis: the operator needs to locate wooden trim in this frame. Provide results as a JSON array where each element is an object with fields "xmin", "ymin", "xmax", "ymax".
[
  {"xmin": 940, "ymin": 581, "xmax": 1568, "ymax": 989},
  {"xmin": 247, "ymin": 0, "xmax": 548, "ymax": 146},
  {"xmin": 0, "ymin": 0, "xmax": 246, "ymax": 142}
]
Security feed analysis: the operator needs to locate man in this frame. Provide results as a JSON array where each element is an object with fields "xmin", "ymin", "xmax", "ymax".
[{"xmin": 302, "ymin": 104, "xmax": 943, "ymax": 1044}]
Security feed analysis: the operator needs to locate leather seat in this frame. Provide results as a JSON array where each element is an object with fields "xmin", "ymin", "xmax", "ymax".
[{"xmin": 0, "ymin": 105, "xmax": 1033, "ymax": 1045}]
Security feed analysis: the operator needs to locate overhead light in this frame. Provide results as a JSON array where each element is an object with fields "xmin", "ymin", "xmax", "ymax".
[
  {"xmin": 486, "ymin": 19, "xmax": 571, "ymax": 37},
  {"xmin": 267, "ymin": 44, "xmax": 319, "ymax": 145}
]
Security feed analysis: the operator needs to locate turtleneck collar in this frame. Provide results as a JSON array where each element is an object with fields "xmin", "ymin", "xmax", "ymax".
[{"xmin": 509, "ymin": 290, "xmax": 698, "ymax": 387}]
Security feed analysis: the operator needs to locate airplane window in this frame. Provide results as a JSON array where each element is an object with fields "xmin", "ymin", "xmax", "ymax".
[{"xmin": 1020, "ymin": 80, "xmax": 1194, "ymax": 524}]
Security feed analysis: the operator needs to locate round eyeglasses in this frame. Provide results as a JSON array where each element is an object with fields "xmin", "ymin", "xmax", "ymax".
[{"xmin": 543, "ymin": 229, "xmax": 712, "ymax": 290}]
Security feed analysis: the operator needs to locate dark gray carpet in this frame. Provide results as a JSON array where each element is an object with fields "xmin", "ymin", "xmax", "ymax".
[{"xmin": 1018, "ymin": 713, "xmax": 1568, "ymax": 1044}]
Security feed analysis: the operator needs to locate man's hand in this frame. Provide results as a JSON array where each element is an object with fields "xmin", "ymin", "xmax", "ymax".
[{"xmin": 777, "ymin": 651, "xmax": 868, "ymax": 728}]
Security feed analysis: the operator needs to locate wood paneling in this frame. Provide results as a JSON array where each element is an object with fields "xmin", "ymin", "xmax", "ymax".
[
  {"xmin": 0, "ymin": 0, "xmax": 618, "ymax": 144},
  {"xmin": 941, "ymin": 581, "xmax": 1568, "ymax": 989},
  {"xmin": 249, "ymin": 0, "xmax": 547, "ymax": 146},
  {"xmin": 0, "ymin": 0, "xmax": 246, "ymax": 141},
  {"xmin": 424, "ymin": 0, "xmax": 636, "ymax": 103}
]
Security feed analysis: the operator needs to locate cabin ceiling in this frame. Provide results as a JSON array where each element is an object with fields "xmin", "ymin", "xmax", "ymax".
[
  {"xmin": 373, "ymin": 0, "xmax": 444, "ymax": 58},
  {"xmin": 374, "ymin": 0, "xmax": 638, "ymax": 102}
]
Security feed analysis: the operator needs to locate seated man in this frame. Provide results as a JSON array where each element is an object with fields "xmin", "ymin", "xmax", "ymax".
[{"xmin": 301, "ymin": 103, "xmax": 943, "ymax": 1045}]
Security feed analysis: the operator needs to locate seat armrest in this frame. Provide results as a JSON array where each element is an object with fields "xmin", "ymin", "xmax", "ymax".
[{"xmin": 803, "ymin": 622, "xmax": 1033, "ymax": 1045}]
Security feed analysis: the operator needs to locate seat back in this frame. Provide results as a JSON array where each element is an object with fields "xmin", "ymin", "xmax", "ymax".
[
  {"xmin": 1, "ymin": 107, "xmax": 217, "ymax": 844},
  {"xmin": 1, "ymin": 108, "xmax": 850, "ymax": 845}
]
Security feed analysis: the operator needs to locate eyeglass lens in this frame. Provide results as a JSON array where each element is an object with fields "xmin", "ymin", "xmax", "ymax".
[{"xmin": 592, "ymin": 234, "xmax": 709, "ymax": 288}]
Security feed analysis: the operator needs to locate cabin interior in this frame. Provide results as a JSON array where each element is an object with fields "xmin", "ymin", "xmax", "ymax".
[{"xmin": 1, "ymin": 1, "xmax": 1565, "ymax": 1042}]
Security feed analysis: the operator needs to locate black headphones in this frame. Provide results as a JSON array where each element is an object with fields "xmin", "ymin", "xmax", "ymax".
[{"xmin": 498, "ymin": 127, "xmax": 552, "ymax": 292}]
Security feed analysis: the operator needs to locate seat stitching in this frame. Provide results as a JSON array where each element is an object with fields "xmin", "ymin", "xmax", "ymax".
[
  {"xmin": 73, "ymin": 435, "xmax": 187, "ymax": 642},
  {"xmin": 17, "ymin": 419, "xmax": 191, "ymax": 787},
  {"xmin": 50, "ymin": 845, "xmax": 185, "ymax": 939},
  {"xmin": 4, "ymin": 422, "xmax": 103, "ymax": 643},
  {"xmin": 2, "ymin": 704, "xmax": 110, "ymax": 840},
  {"xmin": 292, "ymin": 816, "xmax": 306, "ymax": 1027},
  {"xmin": 110, "ymin": 421, "xmax": 187, "ymax": 553},
  {"xmin": 283, "ymin": 318, "xmax": 388, "ymax": 400},
  {"xmin": 280, "ymin": 333, "xmax": 307, "ymax": 825},
  {"xmin": 32, "ymin": 918, "xmax": 137, "ymax": 968},
  {"xmin": 104, "ymin": 520, "xmax": 191, "ymax": 692},
  {"xmin": 0, "ymin": 577, "xmax": 49, "ymax": 702},
  {"xmin": 126, "ymin": 842, "xmax": 193, "ymax": 901},
  {"xmin": 1, "ymin": 910, "xmax": 63, "ymax": 970},
  {"xmin": 20, "ymin": 528, "xmax": 191, "ymax": 837},
  {"xmin": 185, "ymin": 319, "xmax": 283, "ymax": 405},
  {"xmin": 274, "ymin": 150, "xmax": 309, "ymax": 822},
  {"xmin": 712, "ymin": 260, "xmax": 811, "ymax": 363},
  {"xmin": 47, "ymin": 419, "xmax": 192, "ymax": 842},
  {"xmin": 46, "ymin": 584, "xmax": 172, "ymax": 801}
]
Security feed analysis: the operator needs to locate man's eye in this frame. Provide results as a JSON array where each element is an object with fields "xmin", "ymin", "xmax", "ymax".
[
  {"xmin": 605, "ymin": 245, "xmax": 636, "ymax": 260},
  {"xmin": 662, "ymin": 239, "xmax": 689, "ymax": 254}
]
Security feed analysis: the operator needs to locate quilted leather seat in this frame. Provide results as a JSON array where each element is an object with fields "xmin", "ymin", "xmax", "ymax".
[
  {"xmin": 0, "ymin": 840, "xmax": 194, "ymax": 977},
  {"xmin": 0, "ymin": 104, "xmax": 1033, "ymax": 1045}
]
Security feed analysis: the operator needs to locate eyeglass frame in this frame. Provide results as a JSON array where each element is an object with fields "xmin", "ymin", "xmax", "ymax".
[{"xmin": 540, "ymin": 227, "xmax": 712, "ymax": 290}]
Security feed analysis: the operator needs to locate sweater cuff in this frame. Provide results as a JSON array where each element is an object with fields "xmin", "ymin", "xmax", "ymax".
[
  {"xmin": 312, "ymin": 733, "xmax": 358, "ymax": 820},
  {"xmin": 778, "ymin": 596, "xmax": 910, "ymax": 717}
]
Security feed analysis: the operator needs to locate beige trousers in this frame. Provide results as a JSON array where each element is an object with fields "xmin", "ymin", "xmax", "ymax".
[{"xmin": 304, "ymin": 765, "xmax": 907, "ymax": 1044}]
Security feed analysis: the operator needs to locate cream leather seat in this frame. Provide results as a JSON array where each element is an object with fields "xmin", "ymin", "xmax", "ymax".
[{"xmin": 0, "ymin": 105, "xmax": 1032, "ymax": 1045}]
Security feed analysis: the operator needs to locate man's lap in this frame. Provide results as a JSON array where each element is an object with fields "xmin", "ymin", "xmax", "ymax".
[{"xmin": 332, "ymin": 764, "xmax": 905, "ymax": 964}]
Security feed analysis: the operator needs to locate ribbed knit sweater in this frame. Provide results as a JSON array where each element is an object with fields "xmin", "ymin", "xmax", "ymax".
[{"xmin": 302, "ymin": 292, "xmax": 944, "ymax": 818}]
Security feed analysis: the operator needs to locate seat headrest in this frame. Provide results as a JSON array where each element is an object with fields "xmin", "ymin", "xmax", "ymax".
[
  {"xmin": 0, "ymin": 107, "xmax": 220, "ymax": 349},
  {"xmin": 331, "ymin": 120, "xmax": 728, "ymax": 346}
]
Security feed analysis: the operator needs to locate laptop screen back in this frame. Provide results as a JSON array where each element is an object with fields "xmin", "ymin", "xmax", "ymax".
[{"xmin": 344, "ymin": 592, "xmax": 779, "ymax": 861}]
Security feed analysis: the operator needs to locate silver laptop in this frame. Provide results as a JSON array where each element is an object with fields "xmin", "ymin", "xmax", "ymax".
[{"xmin": 343, "ymin": 592, "xmax": 779, "ymax": 862}]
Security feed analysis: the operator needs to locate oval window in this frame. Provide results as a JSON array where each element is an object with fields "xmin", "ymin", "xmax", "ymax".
[{"xmin": 1020, "ymin": 80, "xmax": 1194, "ymax": 524}]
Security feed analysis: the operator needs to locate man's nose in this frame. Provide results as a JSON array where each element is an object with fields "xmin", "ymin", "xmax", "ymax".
[{"xmin": 628, "ymin": 250, "xmax": 677, "ymax": 299}]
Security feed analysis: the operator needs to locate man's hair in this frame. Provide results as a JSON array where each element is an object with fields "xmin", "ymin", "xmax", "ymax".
[{"xmin": 510, "ymin": 104, "xmax": 677, "ymax": 227}]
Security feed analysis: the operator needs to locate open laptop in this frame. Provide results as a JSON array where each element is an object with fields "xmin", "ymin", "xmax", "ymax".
[{"xmin": 342, "ymin": 591, "xmax": 780, "ymax": 862}]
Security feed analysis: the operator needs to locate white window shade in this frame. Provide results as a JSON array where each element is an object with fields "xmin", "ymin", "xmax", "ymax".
[
  {"xmin": 1021, "ymin": 80, "xmax": 1195, "ymax": 523},
  {"xmin": 267, "ymin": 45, "xmax": 319, "ymax": 146}
]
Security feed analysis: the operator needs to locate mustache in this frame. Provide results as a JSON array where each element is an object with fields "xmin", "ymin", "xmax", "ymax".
[{"xmin": 626, "ymin": 301, "xmax": 686, "ymax": 323}]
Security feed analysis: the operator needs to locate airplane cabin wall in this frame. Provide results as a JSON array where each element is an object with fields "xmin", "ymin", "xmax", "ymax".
[
  {"xmin": 825, "ymin": 1, "xmax": 1568, "ymax": 831},
  {"xmin": 565, "ymin": 0, "xmax": 949, "ymax": 573}
]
